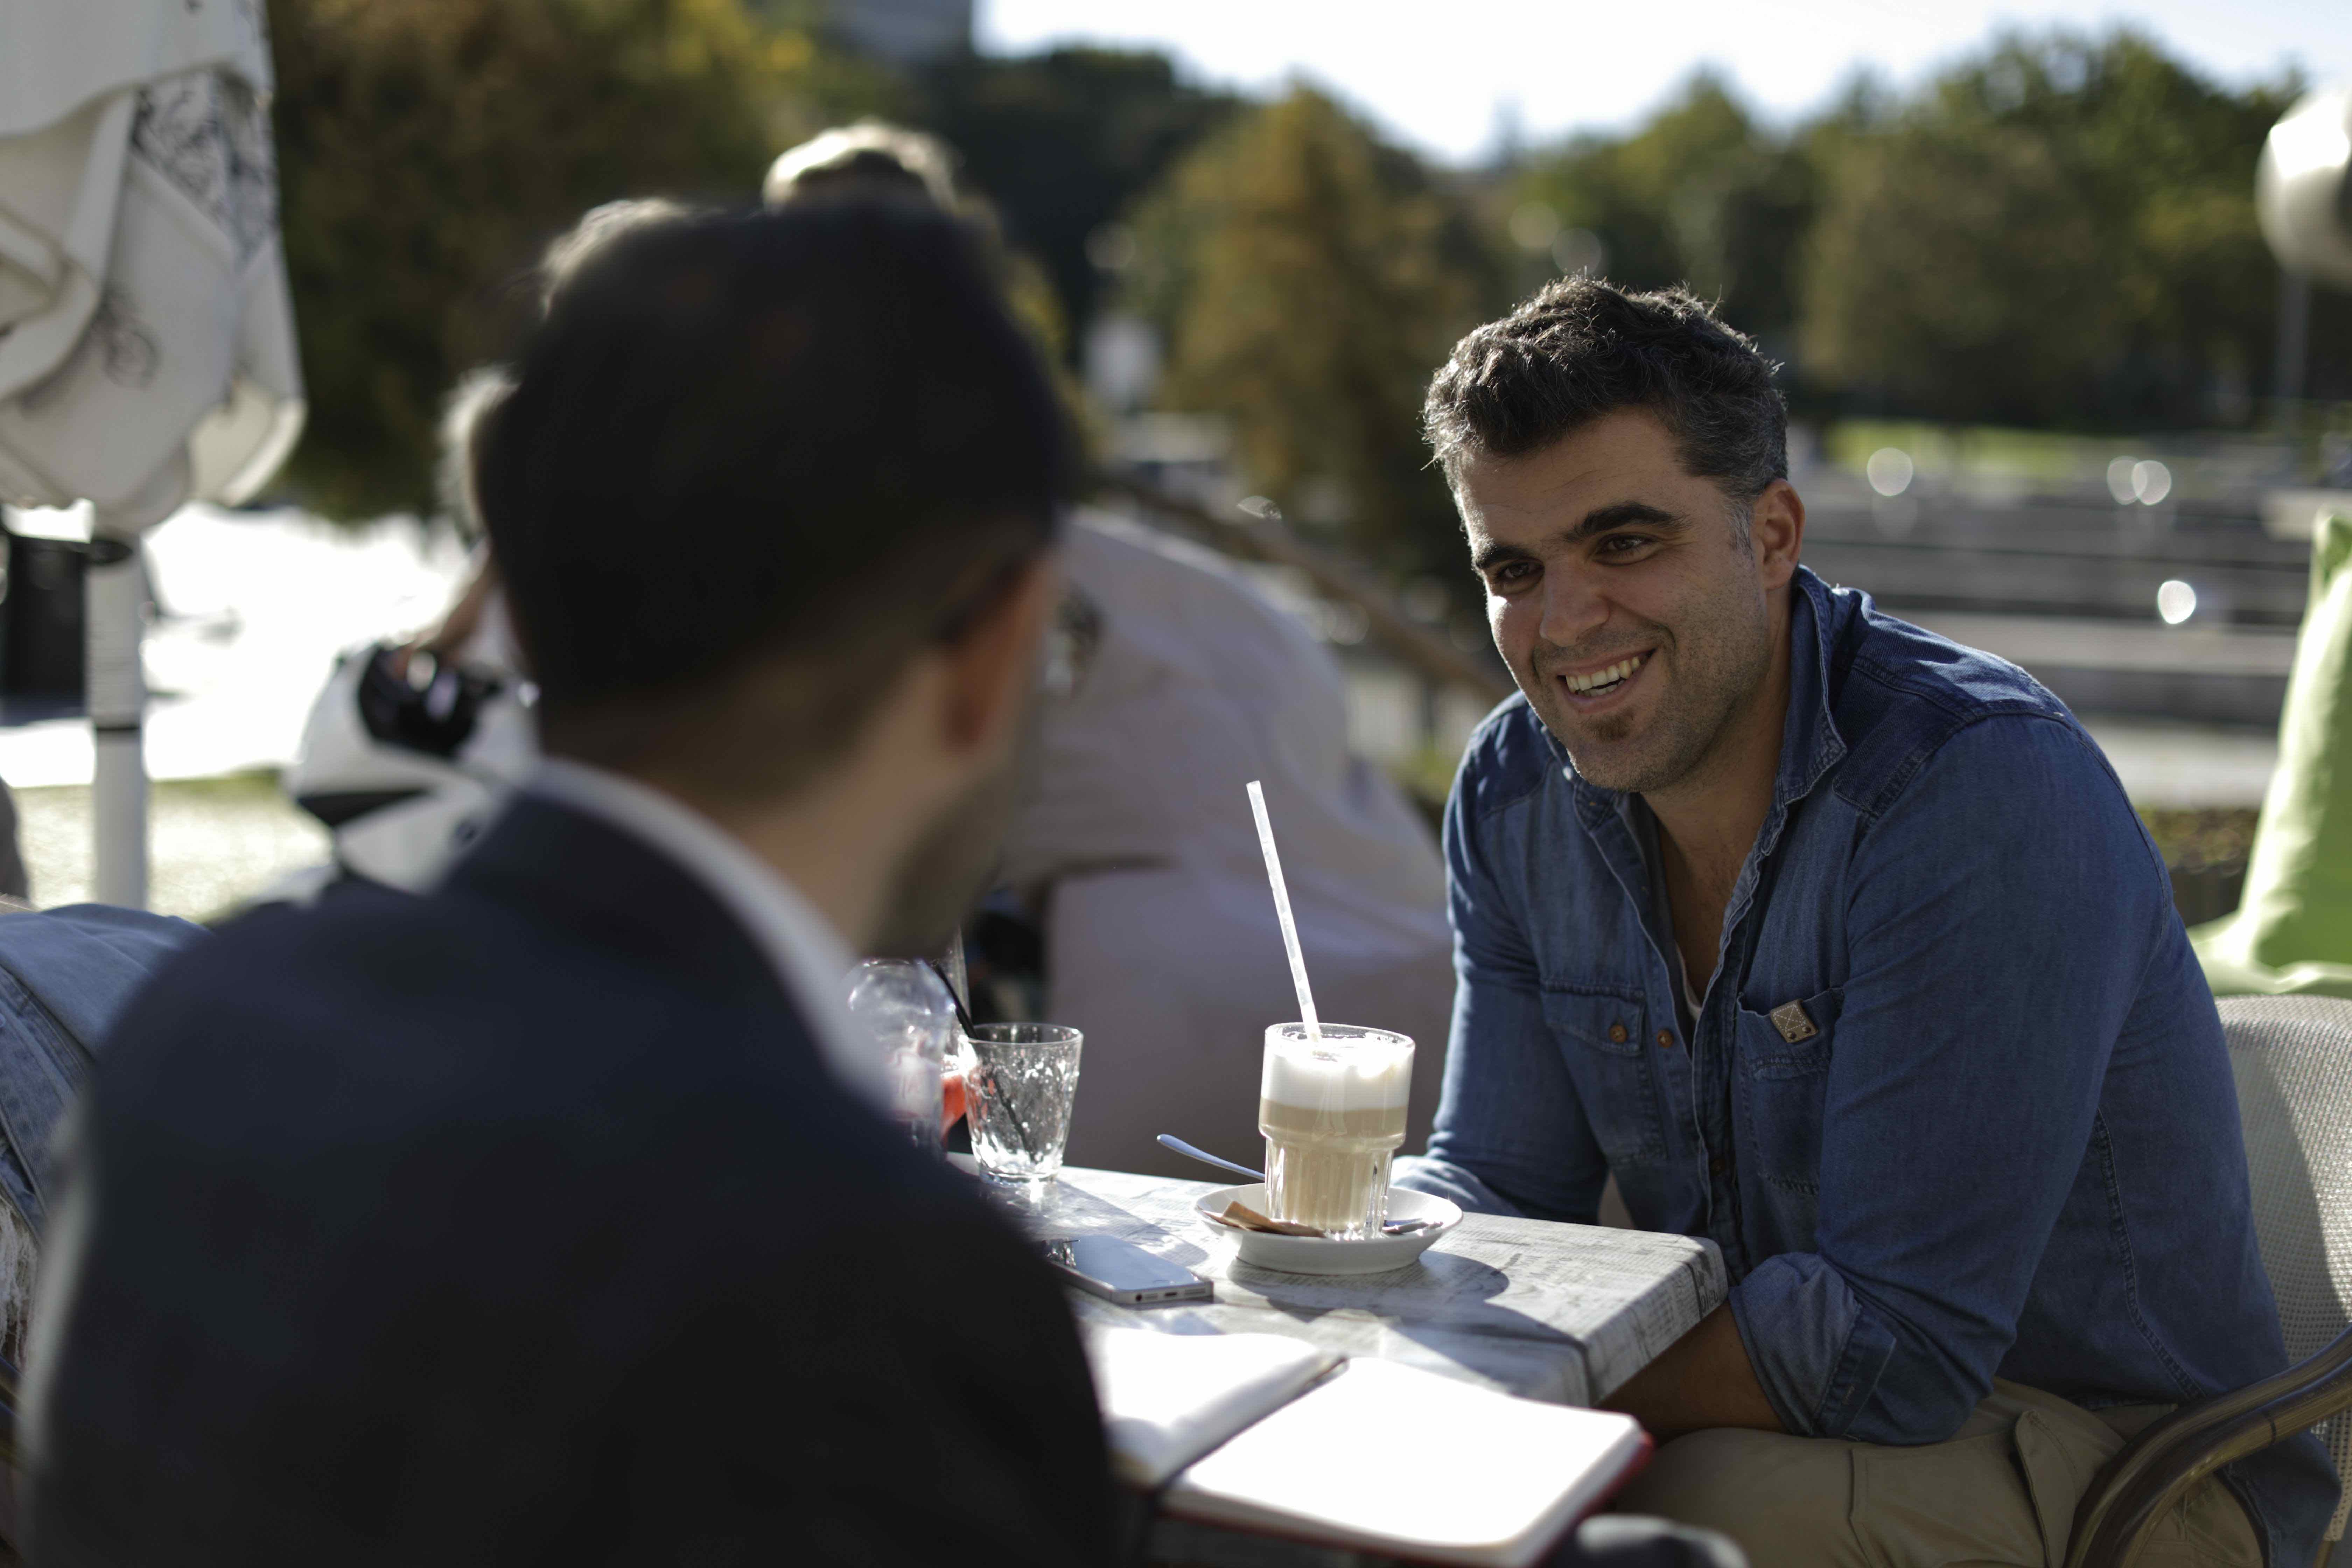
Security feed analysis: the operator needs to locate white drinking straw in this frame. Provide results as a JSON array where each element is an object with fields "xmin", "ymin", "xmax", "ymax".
[{"xmin": 1246, "ymin": 779, "xmax": 1322, "ymax": 1042}]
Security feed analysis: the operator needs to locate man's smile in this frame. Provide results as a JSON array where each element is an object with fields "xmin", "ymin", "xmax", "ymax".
[{"xmin": 1546, "ymin": 646, "xmax": 1657, "ymax": 710}]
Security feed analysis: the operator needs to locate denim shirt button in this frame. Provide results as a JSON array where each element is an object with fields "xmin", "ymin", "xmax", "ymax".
[
  {"xmin": 1608, "ymin": 1021, "xmax": 1628, "ymax": 1044},
  {"xmin": 1710, "ymin": 1154, "xmax": 1729, "ymax": 1177},
  {"xmin": 1657, "ymin": 1029, "xmax": 1675, "ymax": 1048}
]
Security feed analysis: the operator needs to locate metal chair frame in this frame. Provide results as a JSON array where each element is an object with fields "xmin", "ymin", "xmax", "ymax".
[
  {"xmin": 2066, "ymin": 1325, "xmax": 2352, "ymax": 1566},
  {"xmin": 2066, "ymin": 995, "xmax": 2352, "ymax": 1568}
]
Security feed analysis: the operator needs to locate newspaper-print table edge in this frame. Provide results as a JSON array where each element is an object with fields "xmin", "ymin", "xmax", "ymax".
[{"xmin": 1004, "ymin": 1165, "xmax": 1727, "ymax": 1408}]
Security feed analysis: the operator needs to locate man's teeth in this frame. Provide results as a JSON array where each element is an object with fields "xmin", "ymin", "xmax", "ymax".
[{"xmin": 1565, "ymin": 653, "xmax": 1645, "ymax": 694}]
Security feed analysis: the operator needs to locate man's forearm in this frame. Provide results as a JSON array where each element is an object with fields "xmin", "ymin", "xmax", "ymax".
[{"xmin": 1600, "ymin": 1304, "xmax": 1783, "ymax": 1437}]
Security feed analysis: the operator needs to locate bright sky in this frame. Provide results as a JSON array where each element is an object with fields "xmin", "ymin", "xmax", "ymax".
[{"xmin": 977, "ymin": 0, "xmax": 2352, "ymax": 164}]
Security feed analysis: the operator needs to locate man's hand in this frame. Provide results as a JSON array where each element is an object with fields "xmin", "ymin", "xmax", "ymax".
[{"xmin": 1600, "ymin": 1305, "xmax": 1783, "ymax": 1438}]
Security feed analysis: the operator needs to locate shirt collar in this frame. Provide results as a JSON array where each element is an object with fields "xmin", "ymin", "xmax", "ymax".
[
  {"xmin": 1775, "ymin": 568, "xmax": 1849, "ymax": 816},
  {"xmin": 1560, "ymin": 565, "xmax": 1849, "ymax": 829},
  {"xmin": 527, "ymin": 758, "xmax": 894, "ymax": 1110}
]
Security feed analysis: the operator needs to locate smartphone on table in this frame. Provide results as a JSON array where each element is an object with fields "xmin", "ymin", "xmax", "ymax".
[{"xmin": 1041, "ymin": 1236, "xmax": 1214, "ymax": 1306}]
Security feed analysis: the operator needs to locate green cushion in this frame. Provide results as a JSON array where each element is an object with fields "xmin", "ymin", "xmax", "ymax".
[{"xmin": 2195, "ymin": 511, "xmax": 2352, "ymax": 998}]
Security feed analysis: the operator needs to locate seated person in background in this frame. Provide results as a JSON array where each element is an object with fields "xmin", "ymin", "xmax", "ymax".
[
  {"xmin": 988, "ymin": 509, "xmax": 1455, "ymax": 1178},
  {"xmin": 764, "ymin": 121, "xmax": 1456, "ymax": 1180},
  {"xmin": 277, "ymin": 206, "xmax": 682, "ymax": 896},
  {"xmin": 21, "ymin": 201, "xmax": 1113, "ymax": 1564},
  {"xmin": 1395, "ymin": 278, "xmax": 2336, "ymax": 1566}
]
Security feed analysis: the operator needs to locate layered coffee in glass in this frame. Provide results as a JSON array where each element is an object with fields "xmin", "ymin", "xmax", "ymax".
[{"xmin": 1258, "ymin": 1023, "xmax": 1414, "ymax": 1239}]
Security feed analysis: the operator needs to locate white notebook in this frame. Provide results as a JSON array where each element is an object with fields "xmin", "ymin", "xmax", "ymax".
[
  {"xmin": 1085, "ymin": 1326, "xmax": 1343, "ymax": 1488},
  {"xmin": 1160, "ymin": 1356, "xmax": 1651, "ymax": 1568}
]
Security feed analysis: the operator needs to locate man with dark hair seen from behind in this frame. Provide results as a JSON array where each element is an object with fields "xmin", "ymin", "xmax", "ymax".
[
  {"xmin": 1398, "ymin": 277, "xmax": 2337, "ymax": 1565},
  {"xmin": 19, "ymin": 201, "xmax": 1114, "ymax": 1563}
]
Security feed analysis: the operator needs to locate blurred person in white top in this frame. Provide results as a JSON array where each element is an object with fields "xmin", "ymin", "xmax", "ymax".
[{"xmin": 992, "ymin": 510, "xmax": 1452, "ymax": 1176}]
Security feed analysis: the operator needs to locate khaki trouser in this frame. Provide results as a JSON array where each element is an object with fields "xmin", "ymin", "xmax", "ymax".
[{"xmin": 1614, "ymin": 1380, "xmax": 2261, "ymax": 1568}]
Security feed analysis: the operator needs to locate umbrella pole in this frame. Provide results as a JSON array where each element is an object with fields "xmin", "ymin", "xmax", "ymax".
[{"xmin": 86, "ymin": 513, "xmax": 146, "ymax": 909}]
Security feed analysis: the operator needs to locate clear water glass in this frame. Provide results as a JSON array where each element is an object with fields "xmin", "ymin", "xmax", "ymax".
[
  {"xmin": 843, "ymin": 958, "xmax": 959, "ymax": 1153},
  {"xmin": 964, "ymin": 1023, "xmax": 1082, "ymax": 1187}
]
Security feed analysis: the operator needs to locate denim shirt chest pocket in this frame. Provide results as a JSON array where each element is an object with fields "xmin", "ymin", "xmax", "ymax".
[
  {"xmin": 1540, "ymin": 985, "xmax": 1670, "ymax": 1167},
  {"xmin": 1731, "ymin": 985, "xmax": 1844, "ymax": 1194}
]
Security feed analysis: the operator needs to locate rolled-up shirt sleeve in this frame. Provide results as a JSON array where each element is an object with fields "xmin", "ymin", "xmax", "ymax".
[
  {"xmin": 1395, "ymin": 753, "xmax": 1611, "ymax": 1225},
  {"xmin": 1727, "ymin": 714, "xmax": 2178, "ymax": 1444}
]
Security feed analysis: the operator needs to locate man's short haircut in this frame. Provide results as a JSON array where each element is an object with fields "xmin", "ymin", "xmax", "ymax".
[
  {"xmin": 1423, "ymin": 279, "xmax": 1788, "ymax": 522},
  {"xmin": 472, "ymin": 200, "xmax": 1070, "ymax": 796},
  {"xmin": 434, "ymin": 366, "xmax": 507, "ymax": 537},
  {"xmin": 436, "ymin": 200, "xmax": 696, "ymax": 538},
  {"xmin": 536, "ymin": 196, "xmax": 695, "ymax": 311}
]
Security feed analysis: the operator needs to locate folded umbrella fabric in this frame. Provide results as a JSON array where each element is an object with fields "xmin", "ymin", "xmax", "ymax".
[{"xmin": 0, "ymin": 0, "xmax": 301, "ymax": 524}]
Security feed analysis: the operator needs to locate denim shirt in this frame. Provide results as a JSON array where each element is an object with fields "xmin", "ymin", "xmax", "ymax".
[
  {"xmin": 0, "ymin": 904, "xmax": 200, "ymax": 1231},
  {"xmin": 1397, "ymin": 569, "xmax": 2338, "ymax": 1562}
]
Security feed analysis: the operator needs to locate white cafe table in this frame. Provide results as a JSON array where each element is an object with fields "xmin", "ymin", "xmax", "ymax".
[
  {"xmin": 989, "ymin": 1166, "xmax": 1729, "ymax": 1566},
  {"xmin": 1000, "ymin": 1164, "xmax": 1728, "ymax": 1415}
]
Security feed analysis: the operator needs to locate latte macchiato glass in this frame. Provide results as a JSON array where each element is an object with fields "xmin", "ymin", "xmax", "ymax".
[{"xmin": 1258, "ymin": 1023, "xmax": 1414, "ymax": 1239}]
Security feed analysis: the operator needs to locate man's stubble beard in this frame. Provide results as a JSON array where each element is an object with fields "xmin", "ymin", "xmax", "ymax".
[
  {"xmin": 1524, "ymin": 590, "xmax": 1771, "ymax": 797},
  {"xmin": 865, "ymin": 701, "xmax": 1043, "ymax": 959}
]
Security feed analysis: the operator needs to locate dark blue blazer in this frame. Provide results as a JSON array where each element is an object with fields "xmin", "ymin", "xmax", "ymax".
[{"xmin": 22, "ymin": 797, "xmax": 1114, "ymax": 1565}]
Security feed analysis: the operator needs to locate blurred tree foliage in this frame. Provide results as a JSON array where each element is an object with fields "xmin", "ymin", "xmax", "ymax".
[
  {"xmin": 267, "ymin": 10, "xmax": 2350, "ymax": 524},
  {"xmin": 1492, "ymin": 34, "xmax": 2352, "ymax": 428},
  {"xmin": 911, "ymin": 49, "xmax": 1239, "ymax": 337},
  {"xmin": 1120, "ymin": 88, "xmax": 1499, "ymax": 583},
  {"xmin": 1800, "ymin": 33, "xmax": 2345, "ymax": 426},
  {"xmin": 1099, "ymin": 28, "xmax": 2348, "ymax": 610},
  {"xmin": 1504, "ymin": 74, "xmax": 1815, "ymax": 357},
  {"xmin": 269, "ymin": 0, "xmax": 885, "ymax": 518}
]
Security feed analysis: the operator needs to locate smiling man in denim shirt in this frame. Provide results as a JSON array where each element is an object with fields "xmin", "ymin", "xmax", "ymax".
[{"xmin": 1395, "ymin": 278, "xmax": 2337, "ymax": 1566}]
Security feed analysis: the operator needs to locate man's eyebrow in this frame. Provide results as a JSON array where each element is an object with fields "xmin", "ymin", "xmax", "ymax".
[
  {"xmin": 1564, "ymin": 501, "xmax": 1681, "ymax": 543},
  {"xmin": 1470, "ymin": 539, "xmax": 1536, "ymax": 573},
  {"xmin": 1470, "ymin": 501, "xmax": 1685, "ymax": 574}
]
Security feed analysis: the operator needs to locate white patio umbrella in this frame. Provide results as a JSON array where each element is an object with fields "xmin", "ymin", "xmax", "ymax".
[{"xmin": 0, "ymin": 0, "xmax": 304, "ymax": 908}]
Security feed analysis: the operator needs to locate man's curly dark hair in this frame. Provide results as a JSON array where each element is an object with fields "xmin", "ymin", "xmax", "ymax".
[{"xmin": 1422, "ymin": 278, "xmax": 1788, "ymax": 534}]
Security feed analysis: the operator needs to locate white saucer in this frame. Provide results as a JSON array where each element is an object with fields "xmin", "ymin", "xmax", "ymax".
[{"xmin": 1192, "ymin": 1182, "xmax": 1462, "ymax": 1275}]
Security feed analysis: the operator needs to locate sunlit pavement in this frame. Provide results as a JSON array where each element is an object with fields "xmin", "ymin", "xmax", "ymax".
[
  {"xmin": 16, "ymin": 776, "xmax": 327, "ymax": 921},
  {"xmin": 2078, "ymin": 721, "xmax": 2278, "ymax": 810},
  {"xmin": 0, "ymin": 504, "xmax": 468, "ymax": 790},
  {"xmin": 0, "ymin": 504, "xmax": 465, "ymax": 918}
]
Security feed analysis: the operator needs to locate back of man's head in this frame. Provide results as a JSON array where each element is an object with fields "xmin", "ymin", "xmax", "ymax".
[{"xmin": 473, "ymin": 200, "xmax": 1070, "ymax": 798}]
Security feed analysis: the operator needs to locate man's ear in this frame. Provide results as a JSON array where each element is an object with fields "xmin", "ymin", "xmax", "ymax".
[
  {"xmin": 940, "ymin": 554, "xmax": 1059, "ymax": 756},
  {"xmin": 1749, "ymin": 480, "xmax": 1805, "ymax": 592}
]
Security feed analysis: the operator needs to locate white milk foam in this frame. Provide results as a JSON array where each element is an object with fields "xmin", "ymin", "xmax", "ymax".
[{"xmin": 1260, "ymin": 1025, "xmax": 1414, "ymax": 1111}]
